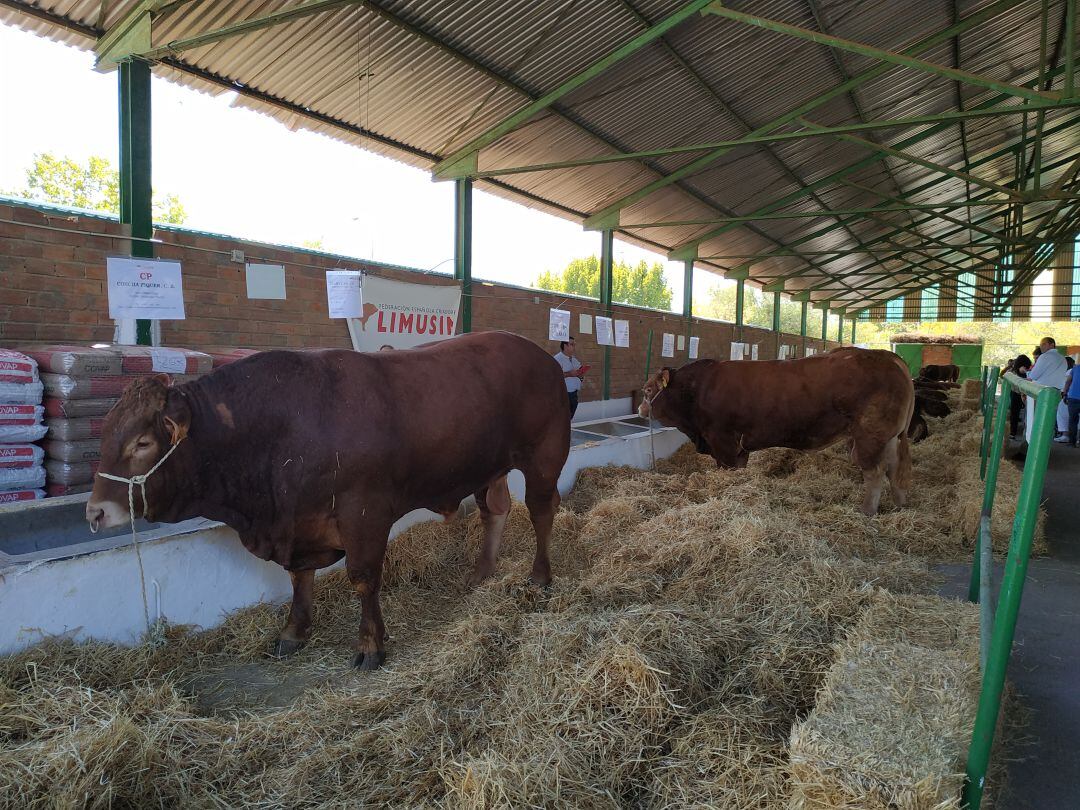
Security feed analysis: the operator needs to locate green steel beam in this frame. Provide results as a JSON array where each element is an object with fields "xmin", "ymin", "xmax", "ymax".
[
  {"xmin": 704, "ymin": 3, "xmax": 1058, "ymax": 104},
  {"xmin": 95, "ymin": 0, "xmax": 183, "ymax": 71},
  {"xmin": 583, "ymin": 0, "xmax": 1028, "ymax": 229},
  {"xmin": 118, "ymin": 59, "xmax": 154, "ymax": 346},
  {"xmin": 815, "ymin": 125, "xmax": 1022, "ymax": 200},
  {"xmin": 772, "ymin": 290, "xmax": 781, "ymax": 332},
  {"xmin": 800, "ymin": 301, "xmax": 808, "ymax": 336},
  {"xmin": 735, "ymin": 278, "xmax": 745, "ymax": 326},
  {"xmin": 851, "ymin": 318, "xmax": 857, "ymax": 343},
  {"xmin": 683, "ymin": 259, "xmax": 694, "ymax": 320},
  {"xmin": 432, "ymin": 0, "xmax": 713, "ymax": 179},
  {"xmin": 466, "ymin": 100, "xmax": 1080, "ymax": 180},
  {"xmin": 454, "ymin": 178, "xmax": 473, "ymax": 333},
  {"xmin": 138, "ymin": 1, "xmax": 361, "ymax": 62},
  {"xmin": 820, "ymin": 304, "xmax": 830, "ymax": 341},
  {"xmin": 1067, "ymin": 0, "xmax": 1077, "ymax": 98},
  {"xmin": 699, "ymin": 246, "xmax": 995, "ymax": 258},
  {"xmin": 600, "ymin": 229, "xmax": 614, "ymax": 400},
  {"xmin": 666, "ymin": 64, "xmax": 1068, "ymax": 260}
]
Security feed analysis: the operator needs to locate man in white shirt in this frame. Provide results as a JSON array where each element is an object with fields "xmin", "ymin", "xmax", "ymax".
[
  {"xmin": 553, "ymin": 337, "xmax": 584, "ymax": 418},
  {"xmin": 1025, "ymin": 336, "xmax": 1068, "ymax": 443}
]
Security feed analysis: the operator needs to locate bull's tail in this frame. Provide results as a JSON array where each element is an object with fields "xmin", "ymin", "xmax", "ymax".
[{"xmin": 894, "ymin": 428, "xmax": 912, "ymax": 495}]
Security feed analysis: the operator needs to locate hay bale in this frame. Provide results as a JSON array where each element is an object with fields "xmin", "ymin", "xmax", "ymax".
[{"xmin": 788, "ymin": 592, "xmax": 980, "ymax": 809}]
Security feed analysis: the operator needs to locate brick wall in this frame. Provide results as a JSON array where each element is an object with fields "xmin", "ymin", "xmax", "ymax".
[{"xmin": 0, "ymin": 199, "xmax": 838, "ymax": 401}]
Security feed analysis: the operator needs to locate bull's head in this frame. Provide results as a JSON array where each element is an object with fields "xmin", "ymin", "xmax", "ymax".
[
  {"xmin": 638, "ymin": 368, "xmax": 673, "ymax": 419},
  {"xmin": 86, "ymin": 374, "xmax": 190, "ymax": 531}
]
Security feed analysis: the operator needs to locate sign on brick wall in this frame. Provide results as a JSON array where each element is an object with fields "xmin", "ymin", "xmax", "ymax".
[
  {"xmin": 106, "ymin": 257, "xmax": 186, "ymax": 320},
  {"xmin": 346, "ymin": 275, "xmax": 461, "ymax": 351}
]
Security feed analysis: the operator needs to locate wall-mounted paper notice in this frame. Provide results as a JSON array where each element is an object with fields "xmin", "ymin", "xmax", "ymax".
[
  {"xmin": 614, "ymin": 320, "xmax": 630, "ymax": 347},
  {"xmin": 595, "ymin": 316, "xmax": 614, "ymax": 346},
  {"xmin": 549, "ymin": 308, "xmax": 571, "ymax": 341},
  {"xmin": 579, "ymin": 313, "xmax": 593, "ymax": 334},
  {"xmin": 107, "ymin": 256, "xmax": 186, "ymax": 320},
  {"xmin": 677, "ymin": 335, "xmax": 686, "ymax": 351},
  {"xmin": 730, "ymin": 342, "xmax": 743, "ymax": 361},
  {"xmin": 661, "ymin": 333, "xmax": 675, "ymax": 358},
  {"xmin": 246, "ymin": 263, "xmax": 287, "ymax": 300},
  {"xmin": 688, "ymin": 336, "xmax": 700, "ymax": 359},
  {"xmin": 751, "ymin": 344, "xmax": 759, "ymax": 361},
  {"xmin": 326, "ymin": 270, "xmax": 364, "ymax": 318}
]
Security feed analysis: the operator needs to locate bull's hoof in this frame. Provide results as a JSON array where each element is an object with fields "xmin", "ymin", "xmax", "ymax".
[
  {"xmin": 351, "ymin": 650, "xmax": 386, "ymax": 671},
  {"xmin": 268, "ymin": 638, "xmax": 307, "ymax": 659},
  {"xmin": 467, "ymin": 564, "xmax": 494, "ymax": 589},
  {"xmin": 528, "ymin": 564, "xmax": 552, "ymax": 589}
]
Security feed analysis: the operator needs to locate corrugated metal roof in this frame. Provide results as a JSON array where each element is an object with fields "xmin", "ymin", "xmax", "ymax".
[{"xmin": 1, "ymin": 0, "xmax": 1076, "ymax": 311}]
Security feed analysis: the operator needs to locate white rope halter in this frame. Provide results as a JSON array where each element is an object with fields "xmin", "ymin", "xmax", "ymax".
[{"xmin": 95, "ymin": 436, "xmax": 185, "ymax": 645}]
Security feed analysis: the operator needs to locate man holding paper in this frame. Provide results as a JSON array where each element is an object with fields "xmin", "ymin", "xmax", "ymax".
[{"xmin": 554, "ymin": 337, "xmax": 589, "ymax": 418}]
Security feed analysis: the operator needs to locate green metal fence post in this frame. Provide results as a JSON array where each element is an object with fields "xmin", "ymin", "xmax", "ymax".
[
  {"xmin": 963, "ymin": 379, "xmax": 1057, "ymax": 810},
  {"xmin": 118, "ymin": 58, "xmax": 154, "ymax": 346},
  {"xmin": 968, "ymin": 374, "xmax": 1008, "ymax": 603},
  {"xmin": 454, "ymin": 178, "xmax": 473, "ymax": 333},
  {"xmin": 600, "ymin": 229, "xmax": 614, "ymax": 400}
]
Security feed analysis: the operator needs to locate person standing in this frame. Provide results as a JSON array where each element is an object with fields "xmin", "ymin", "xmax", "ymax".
[
  {"xmin": 1008, "ymin": 354, "xmax": 1031, "ymax": 439},
  {"xmin": 1062, "ymin": 357, "xmax": 1080, "ymax": 447},
  {"xmin": 554, "ymin": 337, "xmax": 585, "ymax": 419},
  {"xmin": 1026, "ymin": 337, "xmax": 1068, "ymax": 443}
]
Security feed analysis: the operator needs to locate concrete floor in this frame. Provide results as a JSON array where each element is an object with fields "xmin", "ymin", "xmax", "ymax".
[{"xmin": 938, "ymin": 440, "xmax": 1080, "ymax": 809}]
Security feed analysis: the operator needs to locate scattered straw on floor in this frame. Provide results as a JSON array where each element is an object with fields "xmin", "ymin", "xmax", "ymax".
[{"xmin": 0, "ymin": 407, "xmax": 1024, "ymax": 808}]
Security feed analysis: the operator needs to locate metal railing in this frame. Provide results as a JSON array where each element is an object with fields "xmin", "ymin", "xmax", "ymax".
[{"xmin": 962, "ymin": 368, "xmax": 1058, "ymax": 810}]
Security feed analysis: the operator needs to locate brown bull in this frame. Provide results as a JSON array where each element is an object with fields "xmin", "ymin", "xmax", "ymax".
[
  {"xmin": 640, "ymin": 347, "xmax": 914, "ymax": 515},
  {"xmin": 86, "ymin": 331, "xmax": 570, "ymax": 669}
]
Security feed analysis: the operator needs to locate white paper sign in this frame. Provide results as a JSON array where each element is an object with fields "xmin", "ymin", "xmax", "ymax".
[
  {"xmin": 806, "ymin": 348, "xmax": 816, "ymax": 356},
  {"xmin": 614, "ymin": 319, "xmax": 630, "ymax": 348},
  {"xmin": 751, "ymin": 344, "xmax": 759, "ymax": 361},
  {"xmin": 689, "ymin": 336, "xmax": 700, "ymax": 360},
  {"xmin": 549, "ymin": 308, "xmax": 571, "ymax": 342},
  {"xmin": 661, "ymin": 333, "xmax": 675, "ymax": 358},
  {"xmin": 579, "ymin": 313, "xmax": 593, "ymax": 335},
  {"xmin": 246, "ymin": 263, "xmax": 286, "ymax": 300},
  {"xmin": 595, "ymin": 316, "xmax": 614, "ymax": 346},
  {"xmin": 677, "ymin": 335, "xmax": 686, "ymax": 351},
  {"xmin": 107, "ymin": 257, "xmax": 186, "ymax": 320},
  {"xmin": 326, "ymin": 270, "xmax": 364, "ymax": 318},
  {"xmin": 346, "ymin": 275, "xmax": 461, "ymax": 351},
  {"xmin": 150, "ymin": 348, "xmax": 187, "ymax": 374},
  {"xmin": 730, "ymin": 342, "xmax": 743, "ymax": 361}
]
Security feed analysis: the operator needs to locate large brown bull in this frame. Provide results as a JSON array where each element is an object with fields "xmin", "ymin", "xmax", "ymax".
[
  {"xmin": 639, "ymin": 347, "xmax": 914, "ymax": 515},
  {"xmin": 86, "ymin": 332, "xmax": 570, "ymax": 669}
]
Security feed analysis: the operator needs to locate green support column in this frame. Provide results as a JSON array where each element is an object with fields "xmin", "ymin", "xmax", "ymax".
[
  {"xmin": 772, "ymin": 290, "xmax": 781, "ymax": 332},
  {"xmin": 454, "ymin": 178, "xmax": 473, "ymax": 333},
  {"xmin": 821, "ymin": 305, "xmax": 829, "ymax": 342},
  {"xmin": 837, "ymin": 315, "xmax": 845, "ymax": 344},
  {"xmin": 735, "ymin": 278, "xmax": 745, "ymax": 327},
  {"xmin": 800, "ymin": 301, "xmax": 808, "ymax": 336},
  {"xmin": 851, "ymin": 318, "xmax": 857, "ymax": 344},
  {"xmin": 118, "ymin": 59, "xmax": 154, "ymax": 346},
  {"xmin": 683, "ymin": 259, "xmax": 694, "ymax": 321},
  {"xmin": 600, "ymin": 229, "xmax": 614, "ymax": 400}
]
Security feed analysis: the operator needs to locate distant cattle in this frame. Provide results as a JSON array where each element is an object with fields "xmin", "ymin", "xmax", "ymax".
[
  {"xmin": 639, "ymin": 347, "xmax": 914, "ymax": 516},
  {"xmin": 920, "ymin": 363, "xmax": 960, "ymax": 383},
  {"xmin": 86, "ymin": 332, "xmax": 570, "ymax": 670},
  {"xmin": 908, "ymin": 385, "xmax": 952, "ymax": 443}
]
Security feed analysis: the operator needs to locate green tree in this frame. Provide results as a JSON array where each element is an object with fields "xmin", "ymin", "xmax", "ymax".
[
  {"xmin": 8, "ymin": 153, "xmax": 188, "ymax": 225},
  {"xmin": 694, "ymin": 282, "xmax": 807, "ymax": 334},
  {"xmin": 535, "ymin": 255, "xmax": 673, "ymax": 310},
  {"xmin": 301, "ymin": 238, "xmax": 325, "ymax": 251}
]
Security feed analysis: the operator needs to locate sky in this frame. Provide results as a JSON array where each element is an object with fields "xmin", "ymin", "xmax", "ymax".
[{"xmin": 0, "ymin": 22, "xmax": 690, "ymax": 311}]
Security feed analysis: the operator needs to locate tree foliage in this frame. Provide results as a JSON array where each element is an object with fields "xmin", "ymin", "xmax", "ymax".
[
  {"xmin": 694, "ymin": 282, "xmax": 813, "ymax": 334},
  {"xmin": 535, "ymin": 255, "xmax": 673, "ymax": 310},
  {"xmin": 8, "ymin": 153, "xmax": 188, "ymax": 225}
]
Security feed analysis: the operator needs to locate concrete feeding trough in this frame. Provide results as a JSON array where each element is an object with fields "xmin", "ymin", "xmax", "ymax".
[{"xmin": 0, "ymin": 415, "xmax": 687, "ymax": 655}]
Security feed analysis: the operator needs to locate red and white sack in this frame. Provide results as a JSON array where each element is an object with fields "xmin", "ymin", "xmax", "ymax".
[
  {"xmin": 20, "ymin": 345, "xmax": 122, "ymax": 376},
  {"xmin": 45, "ymin": 458, "xmax": 99, "ymax": 486},
  {"xmin": 0, "ymin": 381, "xmax": 44, "ymax": 405},
  {"xmin": 0, "ymin": 489, "xmax": 45, "ymax": 504},
  {"xmin": 0, "ymin": 444, "xmax": 45, "ymax": 469},
  {"xmin": 44, "ymin": 397, "xmax": 119, "ymax": 419},
  {"xmin": 0, "ymin": 465, "xmax": 46, "ymax": 491},
  {"xmin": 46, "ymin": 482, "xmax": 92, "ymax": 498},
  {"xmin": 115, "ymin": 346, "xmax": 213, "ymax": 375},
  {"xmin": 42, "ymin": 439, "xmax": 101, "ymax": 463},
  {"xmin": 41, "ymin": 373, "xmax": 199, "ymax": 400},
  {"xmin": 45, "ymin": 417, "xmax": 106, "ymax": 441},
  {"xmin": 0, "ymin": 404, "xmax": 47, "ymax": 443},
  {"xmin": 0, "ymin": 349, "xmax": 38, "ymax": 384},
  {"xmin": 203, "ymin": 347, "xmax": 260, "ymax": 368}
]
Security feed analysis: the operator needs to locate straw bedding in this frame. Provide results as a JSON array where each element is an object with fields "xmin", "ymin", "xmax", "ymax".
[{"xmin": 0, "ymin": 409, "xmax": 1025, "ymax": 808}]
